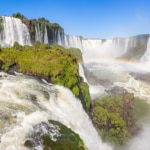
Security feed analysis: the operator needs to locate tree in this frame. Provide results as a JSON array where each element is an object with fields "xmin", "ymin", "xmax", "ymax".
[{"xmin": 12, "ymin": 12, "xmax": 25, "ymax": 19}]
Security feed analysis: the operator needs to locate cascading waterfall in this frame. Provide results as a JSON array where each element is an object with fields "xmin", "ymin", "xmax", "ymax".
[
  {"xmin": 0, "ymin": 15, "xmax": 148, "ymax": 61},
  {"xmin": 0, "ymin": 72, "xmax": 112, "ymax": 150},
  {"xmin": 59, "ymin": 34, "xmax": 149, "ymax": 62},
  {"xmin": 35, "ymin": 24, "xmax": 42, "ymax": 43},
  {"xmin": 0, "ymin": 16, "xmax": 31, "ymax": 47},
  {"xmin": 79, "ymin": 63, "xmax": 88, "ymax": 83},
  {"xmin": 124, "ymin": 38, "xmax": 130, "ymax": 53},
  {"xmin": 140, "ymin": 37, "xmax": 150, "ymax": 63},
  {"xmin": 57, "ymin": 29, "xmax": 64, "ymax": 45},
  {"xmin": 128, "ymin": 38, "xmax": 136, "ymax": 48},
  {"xmin": 35, "ymin": 24, "xmax": 48, "ymax": 44},
  {"xmin": 82, "ymin": 39, "xmax": 124, "ymax": 61},
  {"xmin": 78, "ymin": 63, "xmax": 105, "ymax": 100},
  {"xmin": 60, "ymin": 35, "xmax": 140, "ymax": 61},
  {"xmin": 44, "ymin": 25, "xmax": 48, "ymax": 44},
  {"xmin": 64, "ymin": 34, "xmax": 83, "ymax": 50}
]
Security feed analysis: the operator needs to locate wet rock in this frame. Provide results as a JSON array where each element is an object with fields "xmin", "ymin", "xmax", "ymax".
[
  {"xmin": 97, "ymin": 79, "xmax": 112, "ymax": 86},
  {"xmin": 106, "ymin": 86, "xmax": 127, "ymax": 94},
  {"xmin": 130, "ymin": 72, "xmax": 150, "ymax": 83}
]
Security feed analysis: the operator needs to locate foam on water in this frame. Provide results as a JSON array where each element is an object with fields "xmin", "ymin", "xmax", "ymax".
[{"xmin": 0, "ymin": 72, "xmax": 112, "ymax": 150}]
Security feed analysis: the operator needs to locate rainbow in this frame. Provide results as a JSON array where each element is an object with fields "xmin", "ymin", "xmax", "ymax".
[{"xmin": 81, "ymin": 57, "xmax": 150, "ymax": 73}]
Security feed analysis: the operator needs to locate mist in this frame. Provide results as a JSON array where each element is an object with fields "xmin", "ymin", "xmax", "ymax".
[{"xmin": 126, "ymin": 119, "xmax": 150, "ymax": 150}]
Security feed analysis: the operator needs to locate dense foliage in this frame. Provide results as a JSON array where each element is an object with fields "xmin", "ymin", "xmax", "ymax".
[
  {"xmin": 24, "ymin": 120, "xmax": 87, "ymax": 150},
  {"xmin": 12, "ymin": 12, "xmax": 26, "ymax": 20},
  {"xmin": 0, "ymin": 42, "xmax": 91, "ymax": 111},
  {"xmin": 90, "ymin": 93, "xmax": 136, "ymax": 145}
]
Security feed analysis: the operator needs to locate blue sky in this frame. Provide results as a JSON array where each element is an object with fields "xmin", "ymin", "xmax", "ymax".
[{"xmin": 1, "ymin": 0, "xmax": 150, "ymax": 38}]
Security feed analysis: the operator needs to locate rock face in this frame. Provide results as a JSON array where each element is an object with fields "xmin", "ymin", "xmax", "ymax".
[
  {"xmin": 130, "ymin": 72, "xmax": 150, "ymax": 83},
  {"xmin": 106, "ymin": 86, "xmax": 127, "ymax": 95}
]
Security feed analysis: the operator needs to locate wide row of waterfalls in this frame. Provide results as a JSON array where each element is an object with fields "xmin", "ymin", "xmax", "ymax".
[{"xmin": 0, "ymin": 16, "xmax": 150, "ymax": 63}]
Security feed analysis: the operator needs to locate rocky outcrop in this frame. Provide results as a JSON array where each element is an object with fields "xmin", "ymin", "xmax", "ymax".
[
  {"xmin": 24, "ymin": 120, "xmax": 87, "ymax": 150},
  {"xmin": 130, "ymin": 72, "xmax": 150, "ymax": 83}
]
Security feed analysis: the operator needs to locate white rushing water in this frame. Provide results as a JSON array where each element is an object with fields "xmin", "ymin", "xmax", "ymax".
[
  {"xmin": 57, "ymin": 33, "xmax": 140, "ymax": 62},
  {"xmin": 82, "ymin": 39, "xmax": 122, "ymax": 60},
  {"xmin": 140, "ymin": 37, "xmax": 150, "ymax": 64},
  {"xmin": 35, "ymin": 24, "xmax": 42, "ymax": 43},
  {"xmin": 85, "ymin": 59, "xmax": 150, "ymax": 103},
  {"xmin": 78, "ymin": 63, "xmax": 88, "ymax": 83},
  {"xmin": 114, "ymin": 74, "xmax": 150, "ymax": 102},
  {"xmin": 44, "ymin": 25, "xmax": 48, "ymax": 44},
  {"xmin": 0, "ymin": 16, "xmax": 31, "ymax": 47},
  {"xmin": 64, "ymin": 34, "xmax": 83, "ymax": 50},
  {"xmin": 78, "ymin": 63, "xmax": 106, "ymax": 100},
  {"xmin": 0, "ymin": 72, "xmax": 112, "ymax": 150}
]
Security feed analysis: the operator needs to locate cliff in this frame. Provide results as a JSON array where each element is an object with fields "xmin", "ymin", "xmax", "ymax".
[{"xmin": 12, "ymin": 12, "xmax": 64, "ymax": 45}]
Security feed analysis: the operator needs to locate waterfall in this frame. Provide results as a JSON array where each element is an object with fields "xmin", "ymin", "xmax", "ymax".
[
  {"xmin": 124, "ymin": 38, "xmax": 130, "ymax": 54},
  {"xmin": 61, "ymin": 35, "xmax": 148, "ymax": 62},
  {"xmin": 57, "ymin": 29, "xmax": 61, "ymax": 45},
  {"xmin": 82, "ymin": 39, "xmax": 124, "ymax": 61},
  {"xmin": 56, "ymin": 29, "xmax": 64, "ymax": 45},
  {"xmin": 64, "ymin": 34, "xmax": 83, "ymax": 50},
  {"xmin": 44, "ymin": 25, "xmax": 48, "ymax": 44},
  {"xmin": 79, "ymin": 63, "xmax": 89, "ymax": 83},
  {"xmin": 140, "ymin": 37, "xmax": 150, "ymax": 63},
  {"xmin": 35, "ymin": 24, "xmax": 42, "ymax": 43},
  {"xmin": 0, "ymin": 72, "xmax": 112, "ymax": 150},
  {"xmin": 0, "ymin": 16, "xmax": 31, "ymax": 47},
  {"xmin": 61, "ymin": 36, "xmax": 134, "ymax": 61}
]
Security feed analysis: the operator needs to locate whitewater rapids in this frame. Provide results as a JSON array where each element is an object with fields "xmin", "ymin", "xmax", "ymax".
[
  {"xmin": 83, "ymin": 59, "xmax": 150, "ymax": 102},
  {"xmin": 0, "ymin": 72, "xmax": 112, "ymax": 150}
]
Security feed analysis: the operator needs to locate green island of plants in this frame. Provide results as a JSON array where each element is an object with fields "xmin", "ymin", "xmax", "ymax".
[
  {"xmin": 0, "ymin": 42, "xmax": 91, "ymax": 111},
  {"xmin": 89, "ymin": 93, "xmax": 137, "ymax": 146},
  {"xmin": 89, "ymin": 91, "xmax": 150, "ymax": 148}
]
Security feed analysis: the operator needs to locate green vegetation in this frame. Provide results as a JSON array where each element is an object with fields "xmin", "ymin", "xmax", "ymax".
[
  {"xmin": 90, "ymin": 93, "xmax": 150, "ymax": 147},
  {"xmin": 12, "ymin": 12, "xmax": 26, "ymax": 20},
  {"xmin": 24, "ymin": 120, "xmax": 87, "ymax": 150},
  {"xmin": 79, "ymin": 82, "xmax": 91, "ymax": 110},
  {"xmin": 68, "ymin": 48, "xmax": 83, "ymax": 62},
  {"xmin": 0, "ymin": 17, "xmax": 3, "ymax": 32},
  {"xmin": 133, "ymin": 98, "xmax": 150, "ymax": 123},
  {"xmin": 28, "ymin": 18, "xmax": 63, "ymax": 44},
  {"xmin": 11, "ymin": 12, "xmax": 64, "ymax": 44},
  {"xmin": 90, "ymin": 93, "xmax": 135, "ymax": 145},
  {"xmin": 0, "ymin": 42, "xmax": 91, "ymax": 111}
]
